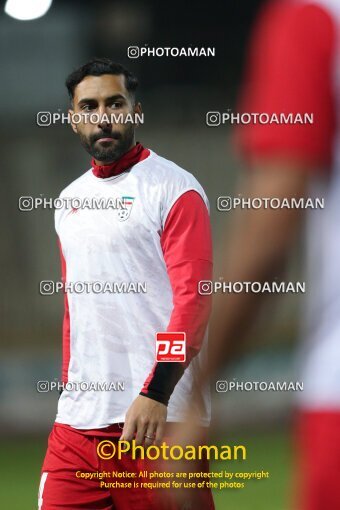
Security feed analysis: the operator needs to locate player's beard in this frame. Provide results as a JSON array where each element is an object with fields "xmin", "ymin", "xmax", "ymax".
[{"xmin": 79, "ymin": 123, "xmax": 135, "ymax": 163}]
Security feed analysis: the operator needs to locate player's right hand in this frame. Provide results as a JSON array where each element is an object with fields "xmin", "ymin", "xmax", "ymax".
[{"xmin": 120, "ymin": 394, "xmax": 167, "ymax": 447}]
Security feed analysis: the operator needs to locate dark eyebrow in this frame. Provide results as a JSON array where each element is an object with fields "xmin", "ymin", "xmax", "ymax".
[
  {"xmin": 77, "ymin": 98, "xmax": 97, "ymax": 107},
  {"xmin": 104, "ymin": 94, "xmax": 127, "ymax": 103},
  {"xmin": 77, "ymin": 94, "xmax": 127, "ymax": 107}
]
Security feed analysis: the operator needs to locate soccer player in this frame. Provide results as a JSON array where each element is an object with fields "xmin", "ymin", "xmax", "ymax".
[{"xmin": 38, "ymin": 58, "xmax": 214, "ymax": 510}]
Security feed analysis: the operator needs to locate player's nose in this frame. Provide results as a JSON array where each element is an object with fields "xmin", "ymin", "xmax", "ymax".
[{"xmin": 97, "ymin": 105, "xmax": 112, "ymax": 130}]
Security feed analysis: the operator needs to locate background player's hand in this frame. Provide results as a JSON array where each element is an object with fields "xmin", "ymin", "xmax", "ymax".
[{"xmin": 120, "ymin": 395, "xmax": 167, "ymax": 447}]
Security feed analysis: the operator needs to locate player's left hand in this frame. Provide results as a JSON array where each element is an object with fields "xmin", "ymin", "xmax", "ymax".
[{"xmin": 120, "ymin": 395, "xmax": 167, "ymax": 447}]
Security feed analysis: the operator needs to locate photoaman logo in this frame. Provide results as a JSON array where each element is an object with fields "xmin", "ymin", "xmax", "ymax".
[
  {"xmin": 97, "ymin": 439, "xmax": 247, "ymax": 461},
  {"xmin": 156, "ymin": 332, "xmax": 186, "ymax": 362}
]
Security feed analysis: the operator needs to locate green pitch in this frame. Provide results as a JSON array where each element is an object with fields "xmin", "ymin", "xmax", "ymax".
[
  {"xmin": 212, "ymin": 431, "xmax": 291, "ymax": 510},
  {"xmin": 0, "ymin": 430, "xmax": 290, "ymax": 509}
]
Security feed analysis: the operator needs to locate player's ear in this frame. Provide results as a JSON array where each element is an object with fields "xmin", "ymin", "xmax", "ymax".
[
  {"xmin": 68, "ymin": 108, "xmax": 78, "ymax": 134},
  {"xmin": 134, "ymin": 102, "xmax": 143, "ymax": 128}
]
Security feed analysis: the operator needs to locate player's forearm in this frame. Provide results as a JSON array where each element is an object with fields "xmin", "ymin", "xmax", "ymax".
[
  {"xmin": 209, "ymin": 161, "xmax": 310, "ymax": 373},
  {"xmin": 140, "ymin": 258, "xmax": 212, "ymax": 405}
]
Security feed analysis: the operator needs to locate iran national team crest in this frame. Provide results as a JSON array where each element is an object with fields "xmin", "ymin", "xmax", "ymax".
[{"xmin": 117, "ymin": 196, "xmax": 135, "ymax": 221}]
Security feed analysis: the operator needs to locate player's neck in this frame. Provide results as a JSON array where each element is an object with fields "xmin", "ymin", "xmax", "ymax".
[{"xmin": 91, "ymin": 142, "xmax": 150, "ymax": 179}]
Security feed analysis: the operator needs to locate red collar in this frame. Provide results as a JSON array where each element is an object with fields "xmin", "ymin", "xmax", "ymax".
[{"xmin": 91, "ymin": 143, "xmax": 150, "ymax": 178}]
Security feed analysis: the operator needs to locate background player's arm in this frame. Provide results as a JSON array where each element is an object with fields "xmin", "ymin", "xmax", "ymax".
[
  {"xmin": 209, "ymin": 161, "xmax": 309, "ymax": 371},
  {"xmin": 121, "ymin": 190, "xmax": 212, "ymax": 446}
]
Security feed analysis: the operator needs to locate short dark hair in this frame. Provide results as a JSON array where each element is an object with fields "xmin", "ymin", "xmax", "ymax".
[{"xmin": 65, "ymin": 57, "xmax": 138, "ymax": 101}]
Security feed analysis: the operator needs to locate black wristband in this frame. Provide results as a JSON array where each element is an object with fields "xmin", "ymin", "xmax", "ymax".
[{"xmin": 140, "ymin": 362, "xmax": 186, "ymax": 406}]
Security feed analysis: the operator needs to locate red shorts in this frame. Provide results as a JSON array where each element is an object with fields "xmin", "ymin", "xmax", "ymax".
[
  {"xmin": 39, "ymin": 423, "xmax": 215, "ymax": 510},
  {"xmin": 296, "ymin": 411, "xmax": 340, "ymax": 510}
]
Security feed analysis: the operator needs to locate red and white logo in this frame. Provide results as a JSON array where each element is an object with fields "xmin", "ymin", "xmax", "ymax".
[{"xmin": 156, "ymin": 332, "xmax": 186, "ymax": 362}]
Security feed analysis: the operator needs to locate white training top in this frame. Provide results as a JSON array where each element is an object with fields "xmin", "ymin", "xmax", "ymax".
[{"xmin": 54, "ymin": 150, "xmax": 211, "ymax": 429}]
